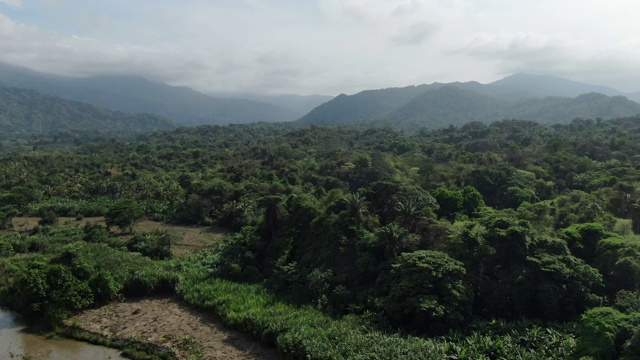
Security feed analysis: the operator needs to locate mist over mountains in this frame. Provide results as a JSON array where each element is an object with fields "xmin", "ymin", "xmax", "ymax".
[
  {"xmin": 1, "ymin": 61, "xmax": 640, "ymax": 132},
  {"xmin": 0, "ymin": 86, "xmax": 176, "ymax": 140},
  {"xmin": 0, "ymin": 62, "xmax": 329, "ymax": 126}
]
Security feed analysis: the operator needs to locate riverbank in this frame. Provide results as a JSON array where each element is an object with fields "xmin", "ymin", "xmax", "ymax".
[
  {"xmin": 0, "ymin": 308, "xmax": 125, "ymax": 360},
  {"xmin": 65, "ymin": 296, "xmax": 280, "ymax": 360}
]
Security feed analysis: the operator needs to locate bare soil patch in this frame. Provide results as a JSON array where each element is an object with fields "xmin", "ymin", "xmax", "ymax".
[{"xmin": 66, "ymin": 296, "xmax": 281, "ymax": 360}]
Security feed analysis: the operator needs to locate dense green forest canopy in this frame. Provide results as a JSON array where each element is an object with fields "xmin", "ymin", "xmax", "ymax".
[{"xmin": 3, "ymin": 116, "xmax": 640, "ymax": 358}]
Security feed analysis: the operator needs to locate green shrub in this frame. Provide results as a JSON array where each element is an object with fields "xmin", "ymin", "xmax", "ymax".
[
  {"xmin": 82, "ymin": 222, "xmax": 110, "ymax": 243},
  {"xmin": 127, "ymin": 230, "xmax": 175, "ymax": 260},
  {"xmin": 0, "ymin": 239, "xmax": 14, "ymax": 257},
  {"xmin": 123, "ymin": 270, "xmax": 177, "ymax": 297},
  {"xmin": 379, "ymin": 250, "xmax": 471, "ymax": 334},
  {"xmin": 38, "ymin": 211, "xmax": 59, "ymax": 226},
  {"xmin": 89, "ymin": 270, "xmax": 120, "ymax": 305},
  {"xmin": 576, "ymin": 307, "xmax": 626, "ymax": 360},
  {"xmin": 11, "ymin": 262, "xmax": 93, "ymax": 323}
]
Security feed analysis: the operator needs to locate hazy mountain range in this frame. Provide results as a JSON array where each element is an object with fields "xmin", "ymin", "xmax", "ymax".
[
  {"xmin": 0, "ymin": 62, "xmax": 331, "ymax": 126},
  {"xmin": 300, "ymin": 74, "xmax": 640, "ymax": 130},
  {"xmin": 1, "ymin": 61, "xmax": 640, "ymax": 133},
  {"xmin": 0, "ymin": 86, "xmax": 176, "ymax": 140}
]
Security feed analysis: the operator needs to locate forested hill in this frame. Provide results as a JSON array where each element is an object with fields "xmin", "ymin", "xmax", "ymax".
[
  {"xmin": 376, "ymin": 87, "xmax": 640, "ymax": 130},
  {"xmin": 0, "ymin": 62, "xmax": 300, "ymax": 125},
  {"xmin": 298, "ymin": 84, "xmax": 435, "ymax": 125},
  {"xmin": 301, "ymin": 83, "xmax": 640, "ymax": 130},
  {"xmin": 0, "ymin": 86, "xmax": 176, "ymax": 139},
  {"xmin": 378, "ymin": 85, "xmax": 505, "ymax": 130},
  {"xmin": 510, "ymin": 92, "xmax": 640, "ymax": 123}
]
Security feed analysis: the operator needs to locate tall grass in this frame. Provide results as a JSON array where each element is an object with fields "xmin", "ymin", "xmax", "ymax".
[{"xmin": 177, "ymin": 260, "xmax": 575, "ymax": 359}]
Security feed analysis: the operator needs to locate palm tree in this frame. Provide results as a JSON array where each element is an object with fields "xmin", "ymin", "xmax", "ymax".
[
  {"xmin": 377, "ymin": 223, "xmax": 407, "ymax": 259},
  {"xmin": 342, "ymin": 192, "xmax": 369, "ymax": 227},
  {"xmin": 395, "ymin": 198, "xmax": 419, "ymax": 232}
]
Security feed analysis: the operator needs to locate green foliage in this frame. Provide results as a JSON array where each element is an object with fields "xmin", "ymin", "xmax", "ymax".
[
  {"xmin": 504, "ymin": 186, "xmax": 533, "ymax": 209},
  {"xmin": 0, "ymin": 238, "xmax": 14, "ymax": 257},
  {"xmin": 519, "ymin": 246, "xmax": 603, "ymax": 320},
  {"xmin": 560, "ymin": 223, "xmax": 614, "ymax": 264},
  {"xmin": 0, "ymin": 212, "xmax": 13, "ymax": 230},
  {"xmin": 595, "ymin": 236, "xmax": 640, "ymax": 296},
  {"xmin": 88, "ymin": 270, "xmax": 120, "ymax": 305},
  {"xmin": 82, "ymin": 222, "xmax": 110, "ymax": 243},
  {"xmin": 127, "ymin": 230, "xmax": 175, "ymax": 260},
  {"xmin": 615, "ymin": 290, "xmax": 640, "ymax": 313},
  {"xmin": 447, "ymin": 212, "xmax": 602, "ymax": 321},
  {"xmin": 28, "ymin": 198, "xmax": 115, "ymax": 218},
  {"xmin": 0, "ymin": 86, "xmax": 176, "ymax": 140},
  {"xmin": 432, "ymin": 188, "xmax": 463, "ymax": 221},
  {"xmin": 176, "ymin": 260, "xmax": 575, "ymax": 359},
  {"xmin": 8, "ymin": 111, "xmax": 640, "ymax": 359},
  {"xmin": 576, "ymin": 307, "xmax": 627, "ymax": 360},
  {"xmin": 38, "ymin": 211, "xmax": 59, "ymax": 226},
  {"xmin": 1, "ymin": 186, "xmax": 42, "ymax": 211},
  {"xmin": 11, "ymin": 262, "xmax": 93, "ymax": 323},
  {"xmin": 380, "ymin": 250, "xmax": 471, "ymax": 334},
  {"xmin": 0, "ymin": 236, "xmax": 176, "ymax": 325},
  {"xmin": 105, "ymin": 199, "xmax": 144, "ymax": 232},
  {"xmin": 432, "ymin": 186, "xmax": 484, "ymax": 221},
  {"xmin": 460, "ymin": 186, "xmax": 485, "ymax": 216}
]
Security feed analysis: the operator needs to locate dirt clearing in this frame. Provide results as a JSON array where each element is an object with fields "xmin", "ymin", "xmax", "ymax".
[{"xmin": 66, "ymin": 296, "xmax": 281, "ymax": 360}]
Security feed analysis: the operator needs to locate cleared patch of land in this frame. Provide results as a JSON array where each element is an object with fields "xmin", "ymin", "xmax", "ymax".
[
  {"xmin": 6, "ymin": 217, "xmax": 271, "ymax": 359},
  {"xmin": 8, "ymin": 217, "xmax": 228, "ymax": 257},
  {"xmin": 65, "ymin": 296, "xmax": 280, "ymax": 360}
]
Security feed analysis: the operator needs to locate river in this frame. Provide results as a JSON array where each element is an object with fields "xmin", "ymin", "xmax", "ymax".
[{"xmin": 0, "ymin": 308, "xmax": 124, "ymax": 360}]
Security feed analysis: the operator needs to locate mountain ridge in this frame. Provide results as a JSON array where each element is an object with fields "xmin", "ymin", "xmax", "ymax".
[
  {"xmin": 3, "ymin": 61, "xmax": 640, "ymax": 131},
  {"xmin": 0, "ymin": 62, "xmax": 302, "ymax": 126},
  {"xmin": 489, "ymin": 73, "xmax": 631, "ymax": 99},
  {"xmin": 0, "ymin": 86, "xmax": 176, "ymax": 139},
  {"xmin": 298, "ymin": 75, "xmax": 640, "ymax": 131}
]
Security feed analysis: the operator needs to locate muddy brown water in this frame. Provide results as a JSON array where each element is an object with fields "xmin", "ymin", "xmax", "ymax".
[{"xmin": 0, "ymin": 308, "xmax": 124, "ymax": 360}]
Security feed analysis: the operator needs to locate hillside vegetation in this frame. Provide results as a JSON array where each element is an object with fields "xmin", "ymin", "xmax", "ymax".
[
  {"xmin": 2, "ymin": 117, "xmax": 640, "ymax": 358},
  {"xmin": 0, "ymin": 86, "xmax": 176, "ymax": 140},
  {"xmin": 0, "ymin": 63, "xmax": 305, "ymax": 125},
  {"xmin": 301, "ymin": 82, "xmax": 640, "ymax": 131}
]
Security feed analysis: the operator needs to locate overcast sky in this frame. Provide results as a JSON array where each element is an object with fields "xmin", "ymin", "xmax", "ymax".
[{"xmin": 1, "ymin": 0, "xmax": 639, "ymax": 95}]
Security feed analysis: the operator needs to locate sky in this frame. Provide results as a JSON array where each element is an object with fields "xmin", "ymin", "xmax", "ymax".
[{"xmin": 1, "ymin": 0, "xmax": 640, "ymax": 95}]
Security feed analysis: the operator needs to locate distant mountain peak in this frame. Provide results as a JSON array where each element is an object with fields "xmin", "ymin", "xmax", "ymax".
[
  {"xmin": 0, "ymin": 64, "xmax": 303, "ymax": 125},
  {"xmin": 491, "ymin": 73, "xmax": 625, "ymax": 98},
  {"xmin": 297, "ymin": 76, "xmax": 640, "ymax": 131}
]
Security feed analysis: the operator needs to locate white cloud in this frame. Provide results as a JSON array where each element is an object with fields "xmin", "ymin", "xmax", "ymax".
[
  {"xmin": 0, "ymin": 13, "xmax": 193, "ymax": 83},
  {"xmin": 0, "ymin": 1, "xmax": 639, "ymax": 94},
  {"xmin": 0, "ymin": 0, "xmax": 21, "ymax": 8},
  {"xmin": 449, "ymin": 31, "xmax": 640, "ymax": 92}
]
